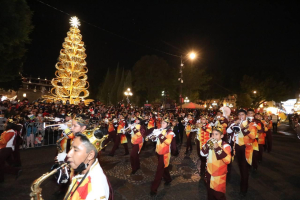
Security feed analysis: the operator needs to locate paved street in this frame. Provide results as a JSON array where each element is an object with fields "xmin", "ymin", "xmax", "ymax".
[{"xmin": 1, "ymin": 122, "xmax": 300, "ymax": 200}]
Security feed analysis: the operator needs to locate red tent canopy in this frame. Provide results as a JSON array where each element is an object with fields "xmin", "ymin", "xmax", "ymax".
[{"xmin": 177, "ymin": 102, "xmax": 202, "ymax": 109}]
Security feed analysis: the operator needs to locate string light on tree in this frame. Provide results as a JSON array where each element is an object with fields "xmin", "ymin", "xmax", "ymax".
[{"xmin": 43, "ymin": 16, "xmax": 93, "ymax": 105}]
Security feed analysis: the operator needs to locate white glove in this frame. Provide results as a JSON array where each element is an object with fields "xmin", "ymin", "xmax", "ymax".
[
  {"xmin": 54, "ymin": 117, "xmax": 62, "ymax": 122},
  {"xmin": 58, "ymin": 124, "xmax": 68, "ymax": 130},
  {"xmin": 57, "ymin": 152, "xmax": 67, "ymax": 162},
  {"xmin": 210, "ymin": 122, "xmax": 214, "ymax": 127},
  {"xmin": 130, "ymin": 124, "xmax": 135, "ymax": 130}
]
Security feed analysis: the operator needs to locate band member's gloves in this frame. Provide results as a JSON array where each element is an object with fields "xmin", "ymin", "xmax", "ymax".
[
  {"xmin": 57, "ymin": 152, "xmax": 67, "ymax": 162},
  {"xmin": 209, "ymin": 122, "xmax": 214, "ymax": 127},
  {"xmin": 158, "ymin": 134, "xmax": 167, "ymax": 143},
  {"xmin": 241, "ymin": 127, "xmax": 250, "ymax": 136},
  {"xmin": 54, "ymin": 117, "xmax": 63, "ymax": 122},
  {"xmin": 214, "ymin": 146, "xmax": 227, "ymax": 160},
  {"xmin": 133, "ymin": 127, "xmax": 139, "ymax": 134},
  {"xmin": 58, "ymin": 124, "xmax": 69, "ymax": 132}
]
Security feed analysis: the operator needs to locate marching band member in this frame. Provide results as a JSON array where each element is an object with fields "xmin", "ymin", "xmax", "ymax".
[
  {"xmin": 129, "ymin": 118, "xmax": 144, "ymax": 174},
  {"xmin": 184, "ymin": 113, "xmax": 196, "ymax": 154},
  {"xmin": 116, "ymin": 113, "xmax": 129, "ymax": 156},
  {"xmin": 56, "ymin": 114, "xmax": 89, "ymax": 165},
  {"xmin": 148, "ymin": 118, "xmax": 174, "ymax": 196},
  {"xmin": 64, "ymin": 130, "xmax": 112, "ymax": 200},
  {"xmin": 0, "ymin": 119, "xmax": 22, "ymax": 182},
  {"xmin": 156, "ymin": 113, "xmax": 162, "ymax": 129},
  {"xmin": 257, "ymin": 113, "xmax": 267, "ymax": 163},
  {"xmin": 146, "ymin": 112, "xmax": 156, "ymax": 135},
  {"xmin": 227, "ymin": 109, "xmax": 256, "ymax": 197},
  {"xmin": 171, "ymin": 119, "xmax": 179, "ymax": 156},
  {"xmin": 195, "ymin": 116, "xmax": 211, "ymax": 176},
  {"xmin": 54, "ymin": 114, "xmax": 90, "ymax": 189},
  {"xmin": 264, "ymin": 115, "xmax": 273, "ymax": 153},
  {"xmin": 102, "ymin": 115, "xmax": 118, "ymax": 155},
  {"xmin": 177, "ymin": 112, "xmax": 185, "ymax": 144},
  {"xmin": 247, "ymin": 109, "xmax": 260, "ymax": 172},
  {"xmin": 201, "ymin": 125, "xmax": 231, "ymax": 200},
  {"xmin": 214, "ymin": 109, "xmax": 229, "ymax": 141}
]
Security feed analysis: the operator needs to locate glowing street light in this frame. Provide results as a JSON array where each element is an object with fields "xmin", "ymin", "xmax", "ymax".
[
  {"xmin": 189, "ymin": 52, "xmax": 196, "ymax": 60},
  {"xmin": 184, "ymin": 97, "xmax": 190, "ymax": 103},
  {"xmin": 124, "ymin": 88, "xmax": 133, "ymax": 103},
  {"xmin": 179, "ymin": 51, "xmax": 198, "ymax": 109},
  {"xmin": 253, "ymin": 90, "xmax": 257, "ymax": 94},
  {"xmin": 23, "ymin": 93, "xmax": 26, "ymax": 98}
]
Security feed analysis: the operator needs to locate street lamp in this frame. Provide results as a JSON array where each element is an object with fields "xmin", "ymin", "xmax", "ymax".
[
  {"xmin": 124, "ymin": 88, "xmax": 133, "ymax": 103},
  {"xmin": 253, "ymin": 90, "xmax": 257, "ymax": 94},
  {"xmin": 184, "ymin": 97, "xmax": 190, "ymax": 103},
  {"xmin": 212, "ymin": 101, "xmax": 217, "ymax": 106},
  {"xmin": 178, "ymin": 51, "xmax": 198, "ymax": 109},
  {"xmin": 189, "ymin": 52, "xmax": 196, "ymax": 60},
  {"xmin": 23, "ymin": 93, "xmax": 26, "ymax": 98}
]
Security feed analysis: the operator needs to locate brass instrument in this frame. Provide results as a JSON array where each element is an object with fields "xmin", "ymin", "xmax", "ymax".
[
  {"xmin": 120, "ymin": 124, "xmax": 136, "ymax": 134},
  {"xmin": 43, "ymin": 120, "xmax": 72, "ymax": 129},
  {"xmin": 43, "ymin": 123, "xmax": 64, "ymax": 129},
  {"xmin": 30, "ymin": 163, "xmax": 68, "ymax": 200},
  {"xmin": 207, "ymin": 138, "xmax": 217, "ymax": 150},
  {"xmin": 145, "ymin": 129, "xmax": 162, "ymax": 141}
]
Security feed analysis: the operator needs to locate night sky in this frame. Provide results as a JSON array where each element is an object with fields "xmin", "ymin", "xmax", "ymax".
[{"xmin": 24, "ymin": 0, "xmax": 300, "ymax": 96}]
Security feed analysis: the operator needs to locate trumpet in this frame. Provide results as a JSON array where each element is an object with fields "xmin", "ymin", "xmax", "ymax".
[
  {"xmin": 43, "ymin": 120, "xmax": 72, "ymax": 130},
  {"xmin": 120, "ymin": 124, "xmax": 136, "ymax": 134},
  {"xmin": 43, "ymin": 123, "xmax": 63, "ymax": 129},
  {"xmin": 207, "ymin": 138, "xmax": 217, "ymax": 150},
  {"xmin": 30, "ymin": 163, "xmax": 68, "ymax": 200},
  {"xmin": 145, "ymin": 129, "xmax": 162, "ymax": 141}
]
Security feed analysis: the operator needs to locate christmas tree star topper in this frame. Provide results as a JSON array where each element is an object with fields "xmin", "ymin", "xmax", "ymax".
[{"xmin": 70, "ymin": 16, "xmax": 80, "ymax": 28}]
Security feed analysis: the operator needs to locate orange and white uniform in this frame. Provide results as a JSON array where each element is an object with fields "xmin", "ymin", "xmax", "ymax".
[
  {"xmin": 155, "ymin": 129, "xmax": 174, "ymax": 168},
  {"xmin": 0, "ymin": 129, "xmax": 16, "ymax": 150},
  {"xmin": 65, "ymin": 159, "xmax": 110, "ymax": 200},
  {"xmin": 196, "ymin": 123, "xmax": 211, "ymax": 150},
  {"xmin": 201, "ymin": 140, "xmax": 231, "ymax": 193},
  {"xmin": 259, "ymin": 120, "xmax": 268, "ymax": 145},
  {"xmin": 156, "ymin": 117, "xmax": 162, "ymax": 129},
  {"xmin": 147, "ymin": 116, "xmax": 156, "ymax": 130},
  {"xmin": 117, "ymin": 119, "xmax": 127, "ymax": 144},
  {"xmin": 231, "ymin": 120, "xmax": 257, "ymax": 165},
  {"xmin": 130, "ymin": 124, "xmax": 144, "ymax": 152}
]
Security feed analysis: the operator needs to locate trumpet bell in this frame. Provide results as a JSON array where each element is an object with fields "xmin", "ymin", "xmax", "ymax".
[{"xmin": 43, "ymin": 122, "xmax": 62, "ymax": 129}]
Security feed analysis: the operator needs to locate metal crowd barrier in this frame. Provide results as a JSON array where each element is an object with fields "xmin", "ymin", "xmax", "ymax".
[
  {"xmin": 23, "ymin": 122, "xmax": 62, "ymax": 148},
  {"xmin": 22, "ymin": 119, "xmax": 104, "ymax": 149}
]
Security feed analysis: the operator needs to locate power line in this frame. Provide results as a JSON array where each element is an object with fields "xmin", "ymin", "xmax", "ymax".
[{"xmin": 36, "ymin": 0, "xmax": 181, "ymax": 58}]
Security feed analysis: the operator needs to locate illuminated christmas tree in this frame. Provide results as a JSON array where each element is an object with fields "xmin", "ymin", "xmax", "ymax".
[{"xmin": 44, "ymin": 16, "xmax": 92, "ymax": 104}]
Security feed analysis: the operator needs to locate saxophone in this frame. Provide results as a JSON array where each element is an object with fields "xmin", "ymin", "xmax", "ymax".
[{"xmin": 30, "ymin": 163, "xmax": 68, "ymax": 200}]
